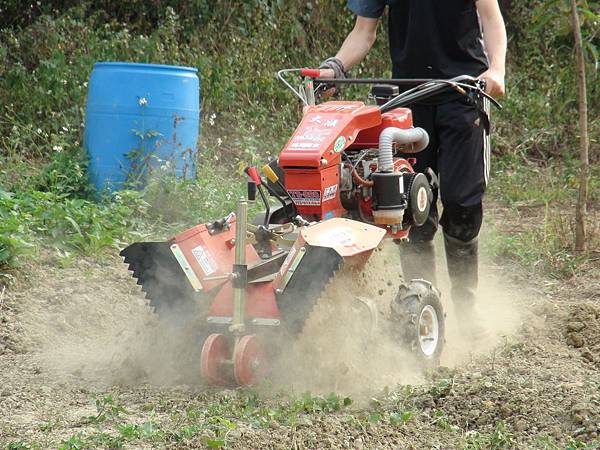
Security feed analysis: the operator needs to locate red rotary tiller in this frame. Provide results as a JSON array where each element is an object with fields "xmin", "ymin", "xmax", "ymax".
[{"xmin": 121, "ymin": 70, "xmax": 500, "ymax": 386}]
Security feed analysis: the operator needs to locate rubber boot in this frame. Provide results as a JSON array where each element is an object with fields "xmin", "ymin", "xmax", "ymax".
[
  {"xmin": 443, "ymin": 233, "xmax": 478, "ymax": 309},
  {"xmin": 443, "ymin": 233, "xmax": 487, "ymax": 340},
  {"xmin": 398, "ymin": 240, "xmax": 437, "ymax": 287}
]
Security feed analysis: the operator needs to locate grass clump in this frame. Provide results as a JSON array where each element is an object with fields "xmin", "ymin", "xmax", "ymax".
[{"xmin": 485, "ymin": 153, "xmax": 600, "ymax": 279}]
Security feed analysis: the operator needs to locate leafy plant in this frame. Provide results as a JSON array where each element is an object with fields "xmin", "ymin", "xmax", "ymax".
[{"xmin": 81, "ymin": 394, "xmax": 127, "ymax": 425}]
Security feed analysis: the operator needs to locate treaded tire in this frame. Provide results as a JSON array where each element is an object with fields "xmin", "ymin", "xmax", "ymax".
[{"xmin": 392, "ymin": 279, "xmax": 445, "ymax": 367}]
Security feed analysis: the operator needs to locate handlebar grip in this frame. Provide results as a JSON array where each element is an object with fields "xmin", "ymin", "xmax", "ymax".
[
  {"xmin": 244, "ymin": 166, "xmax": 262, "ymax": 186},
  {"xmin": 300, "ymin": 68, "xmax": 321, "ymax": 78}
]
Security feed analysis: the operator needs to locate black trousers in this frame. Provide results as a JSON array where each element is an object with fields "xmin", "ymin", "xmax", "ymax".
[{"xmin": 401, "ymin": 98, "xmax": 491, "ymax": 242}]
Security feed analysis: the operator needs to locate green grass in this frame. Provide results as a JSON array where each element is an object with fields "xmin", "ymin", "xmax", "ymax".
[
  {"xmin": 4, "ymin": 389, "xmax": 600, "ymax": 449},
  {"xmin": 484, "ymin": 152, "xmax": 600, "ymax": 279}
]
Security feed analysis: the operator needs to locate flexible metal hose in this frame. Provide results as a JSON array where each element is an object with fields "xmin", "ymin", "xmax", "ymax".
[{"xmin": 378, "ymin": 127, "xmax": 429, "ymax": 172}]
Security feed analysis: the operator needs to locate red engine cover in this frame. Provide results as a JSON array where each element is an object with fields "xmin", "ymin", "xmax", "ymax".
[
  {"xmin": 278, "ymin": 101, "xmax": 381, "ymax": 219},
  {"xmin": 279, "ymin": 101, "xmax": 381, "ymax": 168}
]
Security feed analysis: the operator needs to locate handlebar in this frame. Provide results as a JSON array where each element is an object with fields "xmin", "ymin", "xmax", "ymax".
[
  {"xmin": 276, "ymin": 69, "xmax": 502, "ymax": 110},
  {"xmin": 300, "ymin": 68, "xmax": 322, "ymax": 78}
]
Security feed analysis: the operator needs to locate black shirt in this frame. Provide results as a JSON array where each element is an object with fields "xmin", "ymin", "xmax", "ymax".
[{"xmin": 347, "ymin": 0, "xmax": 489, "ymax": 79}]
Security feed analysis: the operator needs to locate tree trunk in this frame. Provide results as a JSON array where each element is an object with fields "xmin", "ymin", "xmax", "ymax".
[{"xmin": 570, "ymin": 0, "xmax": 589, "ymax": 252}]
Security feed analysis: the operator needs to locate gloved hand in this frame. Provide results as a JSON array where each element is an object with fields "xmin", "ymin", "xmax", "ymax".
[
  {"xmin": 319, "ymin": 57, "xmax": 346, "ymax": 79},
  {"xmin": 317, "ymin": 57, "xmax": 347, "ymax": 99}
]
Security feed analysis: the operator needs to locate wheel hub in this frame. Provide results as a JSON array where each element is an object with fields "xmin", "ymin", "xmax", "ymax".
[
  {"xmin": 418, "ymin": 304, "xmax": 439, "ymax": 357},
  {"xmin": 234, "ymin": 334, "xmax": 267, "ymax": 386}
]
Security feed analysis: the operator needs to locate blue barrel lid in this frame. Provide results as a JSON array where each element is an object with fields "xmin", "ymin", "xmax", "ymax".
[{"xmin": 93, "ymin": 61, "xmax": 198, "ymax": 73}]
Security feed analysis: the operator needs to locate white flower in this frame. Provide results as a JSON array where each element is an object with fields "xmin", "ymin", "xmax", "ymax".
[
  {"xmin": 208, "ymin": 112, "xmax": 217, "ymax": 126},
  {"xmin": 138, "ymin": 97, "xmax": 148, "ymax": 106},
  {"xmin": 217, "ymin": 138, "xmax": 222, "ymax": 146},
  {"xmin": 62, "ymin": 126, "xmax": 69, "ymax": 132},
  {"xmin": 36, "ymin": 128, "xmax": 42, "ymax": 134},
  {"xmin": 52, "ymin": 145, "xmax": 63, "ymax": 152},
  {"xmin": 250, "ymin": 124, "xmax": 255, "ymax": 132},
  {"xmin": 61, "ymin": 79, "xmax": 67, "ymax": 85}
]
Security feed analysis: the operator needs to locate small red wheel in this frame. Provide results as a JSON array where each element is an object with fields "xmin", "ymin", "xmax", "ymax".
[
  {"xmin": 233, "ymin": 335, "xmax": 267, "ymax": 386},
  {"xmin": 200, "ymin": 333, "xmax": 231, "ymax": 386}
]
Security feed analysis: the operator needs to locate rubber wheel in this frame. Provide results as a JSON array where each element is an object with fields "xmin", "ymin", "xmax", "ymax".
[
  {"xmin": 233, "ymin": 335, "xmax": 267, "ymax": 386},
  {"xmin": 392, "ymin": 279, "xmax": 445, "ymax": 366},
  {"xmin": 200, "ymin": 333, "xmax": 231, "ymax": 386}
]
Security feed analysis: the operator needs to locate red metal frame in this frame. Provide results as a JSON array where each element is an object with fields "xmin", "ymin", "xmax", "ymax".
[{"xmin": 171, "ymin": 218, "xmax": 260, "ymax": 292}]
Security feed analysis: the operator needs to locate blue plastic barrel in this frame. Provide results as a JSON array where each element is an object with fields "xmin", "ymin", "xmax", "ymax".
[{"xmin": 84, "ymin": 62, "xmax": 200, "ymax": 192}]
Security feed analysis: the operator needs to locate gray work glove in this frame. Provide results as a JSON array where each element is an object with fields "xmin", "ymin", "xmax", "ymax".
[
  {"xmin": 319, "ymin": 57, "xmax": 347, "ymax": 79},
  {"xmin": 318, "ymin": 57, "xmax": 347, "ymax": 98}
]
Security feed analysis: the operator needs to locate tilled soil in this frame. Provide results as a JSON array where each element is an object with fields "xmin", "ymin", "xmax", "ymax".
[{"xmin": 1, "ymin": 235, "xmax": 599, "ymax": 449}]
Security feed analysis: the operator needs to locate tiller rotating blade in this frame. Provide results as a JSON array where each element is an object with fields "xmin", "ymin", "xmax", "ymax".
[{"xmin": 120, "ymin": 241, "xmax": 200, "ymax": 313}]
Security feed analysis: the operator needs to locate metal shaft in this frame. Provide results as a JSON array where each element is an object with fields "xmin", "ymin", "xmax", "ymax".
[
  {"xmin": 313, "ymin": 77, "xmax": 434, "ymax": 85},
  {"xmin": 232, "ymin": 197, "xmax": 248, "ymax": 335}
]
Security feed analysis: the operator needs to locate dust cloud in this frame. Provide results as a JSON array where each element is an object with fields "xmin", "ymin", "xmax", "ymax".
[
  {"xmin": 17, "ymin": 237, "xmax": 525, "ymax": 394},
  {"xmin": 271, "ymin": 239, "xmax": 525, "ymax": 397},
  {"xmin": 18, "ymin": 257, "xmax": 206, "ymax": 387}
]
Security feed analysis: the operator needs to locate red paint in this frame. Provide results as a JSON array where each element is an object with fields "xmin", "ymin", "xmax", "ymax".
[
  {"xmin": 171, "ymin": 218, "xmax": 260, "ymax": 292},
  {"xmin": 207, "ymin": 281, "xmax": 280, "ymax": 321},
  {"xmin": 300, "ymin": 68, "xmax": 321, "ymax": 78},
  {"xmin": 279, "ymin": 102, "xmax": 381, "ymax": 168}
]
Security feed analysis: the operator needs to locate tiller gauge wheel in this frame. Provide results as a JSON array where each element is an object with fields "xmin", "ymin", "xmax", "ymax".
[
  {"xmin": 233, "ymin": 335, "xmax": 267, "ymax": 386},
  {"xmin": 201, "ymin": 333, "xmax": 231, "ymax": 386}
]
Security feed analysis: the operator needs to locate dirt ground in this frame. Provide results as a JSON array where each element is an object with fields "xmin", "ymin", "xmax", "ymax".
[{"xmin": 1, "ymin": 207, "xmax": 600, "ymax": 449}]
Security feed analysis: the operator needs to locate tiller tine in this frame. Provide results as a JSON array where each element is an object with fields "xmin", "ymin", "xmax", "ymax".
[
  {"xmin": 273, "ymin": 218, "xmax": 387, "ymax": 336},
  {"xmin": 120, "ymin": 241, "xmax": 198, "ymax": 313}
]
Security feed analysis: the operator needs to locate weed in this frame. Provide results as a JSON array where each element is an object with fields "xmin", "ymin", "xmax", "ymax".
[
  {"xmin": 389, "ymin": 410, "xmax": 414, "ymax": 426},
  {"xmin": 462, "ymin": 421, "xmax": 515, "ymax": 449},
  {"xmin": 431, "ymin": 410, "xmax": 454, "ymax": 431},
  {"xmin": 81, "ymin": 394, "xmax": 127, "ymax": 425},
  {"xmin": 58, "ymin": 434, "xmax": 87, "ymax": 450},
  {"xmin": 0, "ymin": 188, "xmax": 151, "ymax": 275},
  {"xmin": 429, "ymin": 378, "xmax": 454, "ymax": 399},
  {"xmin": 39, "ymin": 419, "xmax": 58, "ymax": 432},
  {"xmin": 5, "ymin": 444, "xmax": 40, "ymax": 450},
  {"xmin": 292, "ymin": 391, "xmax": 353, "ymax": 414},
  {"xmin": 484, "ymin": 153, "xmax": 600, "ymax": 279},
  {"xmin": 117, "ymin": 421, "xmax": 156, "ymax": 440},
  {"xmin": 566, "ymin": 438, "xmax": 600, "ymax": 450}
]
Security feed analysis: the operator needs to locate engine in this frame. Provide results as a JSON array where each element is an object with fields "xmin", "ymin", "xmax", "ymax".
[
  {"xmin": 277, "ymin": 100, "xmax": 434, "ymax": 239},
  {"xmin": 340, "ymin": 149, "xmax": 432, "ymax": 235}
]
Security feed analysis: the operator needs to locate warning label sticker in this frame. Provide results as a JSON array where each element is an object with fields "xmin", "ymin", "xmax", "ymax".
[
  {"xmin": 289, "ymin": 189, "xmax": 321, "ymax": 206},
  {"xmin": 191, "ymin": 245, "xmax": 217, "ymax": 275},
  {"xmin": 323, "ymin": 184, "xmax": 338, "ymax": 202},
  {"xmin": 317, "ymin": 227, "xmax": 356, "ymax": 247}
]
